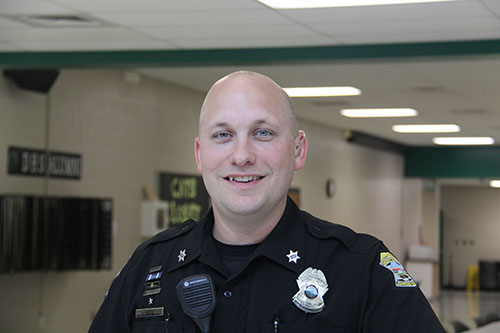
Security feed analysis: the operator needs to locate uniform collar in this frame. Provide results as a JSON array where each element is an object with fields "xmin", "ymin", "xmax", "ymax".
[
  {"xmin": 167, "ymin": 210, "xmax": 227, "ymax": 275},
  {"xmin": 168, "ymin": 197, "xmax": 308, "ymax": 275},
  {"xmin": 253, "ymin": 197, "xmax": 307, "ymax": 274}
]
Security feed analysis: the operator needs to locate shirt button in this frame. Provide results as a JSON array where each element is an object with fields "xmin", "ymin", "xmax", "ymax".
[{"xmin": 223, "ymin": 290, "xmax": 232, "ymax": 298}]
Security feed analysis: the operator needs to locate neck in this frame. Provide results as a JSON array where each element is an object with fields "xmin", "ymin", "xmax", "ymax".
[{"xmin": 212, "ymin": 197, "xmax": 287, "ymax": 245}]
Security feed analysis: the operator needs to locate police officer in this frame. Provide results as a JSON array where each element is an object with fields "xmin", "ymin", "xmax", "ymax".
[{"xmin": 89, "ymin": 71, "xmax": 445, "ymax": 332}]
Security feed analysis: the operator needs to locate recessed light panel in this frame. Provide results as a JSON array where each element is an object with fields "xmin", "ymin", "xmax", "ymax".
[
  {"xmin": 432, "ymin": 137, "xmax": 495, "ymax": 145},
  {"xmin": 392, "ymin": 124, "xmax": 460, "ymax": 133},
  {"xmin": 257, "ymin": 0, "xmax": 457, "ymax": 9},
  {"xmin": 490, "ymin": 180, "xmax": 500, "ymax": 188},
  {"xmin": 341, "ymin": 108, "xmax": 418, "ymax": 118},
  {"xmin": 284, "ymin": 86, "xmax": 361, "ymax": 97}
]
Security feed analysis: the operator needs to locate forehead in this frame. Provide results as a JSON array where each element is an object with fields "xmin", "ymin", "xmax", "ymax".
[{"xmin": 200, "ymin": 75, "xmax": 290, "ymax": 131}]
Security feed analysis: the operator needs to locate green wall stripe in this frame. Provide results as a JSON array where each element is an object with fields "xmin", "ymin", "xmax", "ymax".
[
  {"xmin": 405, "ymin": 146, "xmax": 500, "ymax": 178},
  {"xmin": 1, "ymin": 39, "xmax": 500, "ymax": 69}
]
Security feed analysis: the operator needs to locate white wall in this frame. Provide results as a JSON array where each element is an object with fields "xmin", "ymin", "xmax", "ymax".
[
  {"xmin": 441, "ymin": 185, "xmax": 500, "ymax": 288},
  {"xmin": 0, "ymin": 69, "xmax": 408, "ymax": 332},
  {"xmin": 293, "ymin": 121, "xmax": 405, "ymax": 255},
  {"xmin": 421, "ymin": 184, "xmax": 440, "ymax": 260},
  {"xmin": 402, "ymin": 179, "xmax": 422, "ymax": 259}
]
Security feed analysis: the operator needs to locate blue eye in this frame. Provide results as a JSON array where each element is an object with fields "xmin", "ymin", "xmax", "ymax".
[
  {"xmin": 255, "ymin": 129, "xmax": 272, "ymax": 138},
  {"xmin": 214, "ymin": 132, "xmax": 231, "ymax": 140}
]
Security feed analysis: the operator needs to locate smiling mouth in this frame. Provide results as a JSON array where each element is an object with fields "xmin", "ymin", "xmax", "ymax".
[{"xmin": 225, "ymin": 176, "xmax": 264, "ymax": 183}]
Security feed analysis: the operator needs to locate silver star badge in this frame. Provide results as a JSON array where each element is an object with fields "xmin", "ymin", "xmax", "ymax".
[
  {"xmin": 292, "ymin": 267, "xmax": 328, "ymax": 313},
  {"xmin": 178, "ymin": 249, "xmax": 187, "ymax": 262},
  {"xmin": 148, "ymin": 297, "xmax": 153, "ymax": 305},
  {"xmin": 286, "ymin": 250, "xmax": 300, "ymax": 264}
]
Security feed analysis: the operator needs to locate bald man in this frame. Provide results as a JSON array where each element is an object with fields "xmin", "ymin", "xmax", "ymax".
[{"xmin": 90, "ymin": 71, "xmax": 445, "ymax": 332}]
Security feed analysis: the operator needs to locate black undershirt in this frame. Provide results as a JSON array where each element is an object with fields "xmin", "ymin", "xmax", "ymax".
[{"xmin": 213, "ymin": 237, "xmax": 260, "ymax": 276}]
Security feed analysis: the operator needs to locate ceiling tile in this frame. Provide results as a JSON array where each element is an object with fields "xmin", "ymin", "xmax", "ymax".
[
  {"xmin": 13, "ymin": 39, "xmax": 176, "ymax": 51},
  {"xmin": 334, "ymin": 28, "xmax": 500, "ymax": 44},
  {"xmin": 50, "ymin": 0, "xmax": 264, "ymax": 12},
  {"xmin": 169, "ymin": 36, "xmax": 338, "ymax": 49},
  {"xmin": 0, "ymin": 42, "xmax": 23, "ymax": 51},
  {"xmin": 0, "ymin": 0, "xmax": 75, "ymax": 15},
  {"xmin": 0, "ymin": 27, "xmax": 157, "ymax": 42},
  {"xmin": 92, "ymin": 9, "xmax": 293, "ymax": 27},
  {"xmin": 481, "ymin": 0, "xmax": 500, "ymax": 16},
  {"xmin": 0, "ymin": 16, "xmax": 30, "ymax": 28},
  {"xmin": 312, "ymin": 17, "xmax": 500, "ymax": 36},
  {"xmin": 137, "ymin": 24, "xmax": 320, "ymax": 41}
]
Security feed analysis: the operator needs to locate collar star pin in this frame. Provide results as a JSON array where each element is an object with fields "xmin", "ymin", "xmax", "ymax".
[
  {"xmin": 286, "ymin": 250, "xmax": 300, "ymax": 264},
  {"xmin": 292, "ymin": 267, "xmax": 328, "ymax": 313},
  {"xmin": 178, "ymin": 249, "xmax": 187, "ymax": 262}
]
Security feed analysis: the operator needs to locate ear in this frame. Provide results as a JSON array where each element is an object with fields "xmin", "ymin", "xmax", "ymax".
[
  {"xmin": 194, "ymin": 137, "xmax": 202, "ymax": 174},
  {"xmin": 294, "ymin": 130, "xmax": 307, "ymax": 171}
]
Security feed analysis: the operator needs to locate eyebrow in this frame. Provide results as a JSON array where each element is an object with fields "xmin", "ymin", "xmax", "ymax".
[
  {"xmin": 211, "ymin": 121, "xmax": 229, "ymax": 129},
  {"xmin": 209, "ymin": 119, "xmax": 274, "ymax": 129}
]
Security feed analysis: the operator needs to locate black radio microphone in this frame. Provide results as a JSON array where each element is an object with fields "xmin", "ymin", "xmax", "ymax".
[{"xmin": 176, "ymin": 274, "xmax": 216, "ymax": 333}]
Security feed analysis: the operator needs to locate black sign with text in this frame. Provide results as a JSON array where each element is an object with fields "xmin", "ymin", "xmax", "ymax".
[
  {"xmin": 159, "ymin": 173, "xmax": 210, "ymax": 227},
  {"xmin": 8, "ymin": 146, "xmax": 82, "ymax": 180}
]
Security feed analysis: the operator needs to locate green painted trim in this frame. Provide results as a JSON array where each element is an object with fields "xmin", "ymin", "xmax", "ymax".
[
  {"xmin": 405, "ymin": 146, "xmax": 500, "ymax": 178},
  {"xmin": 1, "ymin": 39, "xmax": 500, "ymax": 69}
]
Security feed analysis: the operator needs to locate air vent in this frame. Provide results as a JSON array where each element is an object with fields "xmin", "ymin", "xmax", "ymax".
[
  {"xmin": 450, "ymin": 108, "xmax": 488, "ymax": 115},
  {"xmin": 308, "ymin": 100, "xmax": 351, "ymax": 107},
  {"xmin": 7, "ymin": 14, "xmax": 104, "ymax": 27}
]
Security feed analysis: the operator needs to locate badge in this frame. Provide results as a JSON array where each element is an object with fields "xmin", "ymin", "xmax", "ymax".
[
  {"xmin": 379, "ymin": 252, "xmax": 417, "ymax": 288},
  {"xmin": 292, "ymin": 267, "xmax": 328, "ymax": 313}
]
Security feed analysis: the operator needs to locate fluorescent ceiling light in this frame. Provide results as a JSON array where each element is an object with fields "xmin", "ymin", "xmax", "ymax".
[
  {"xmin": 284, "ymin": 86, "xmax": 360, "ymax": 97},
  {"xmin": 490, "ymin": 180, "xmax": 500, "ymax": 188},
  {"xmin": 341, "ymin": 108, "xmax": 418, "ymax": 118},
  {"xmin": 257, "ymin": 0, "xmax": 457, "ymax": 9},
  {"xmin": 432, "ymin": 137, "xmax": 495, "ymax": 145},
  {"xmin": 392, "ymin": 124, "xmax": 460, "ymax": 133}
]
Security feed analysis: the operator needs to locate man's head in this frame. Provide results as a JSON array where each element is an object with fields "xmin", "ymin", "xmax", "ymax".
[{"xmin": 195, "ymin": 71, "xmax": 307, "ymax": 221}]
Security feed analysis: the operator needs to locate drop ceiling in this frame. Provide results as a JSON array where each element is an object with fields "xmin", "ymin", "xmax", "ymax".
[{"xmin": 1, "ymin": 0, "xmax": 500, "ymax": 146}]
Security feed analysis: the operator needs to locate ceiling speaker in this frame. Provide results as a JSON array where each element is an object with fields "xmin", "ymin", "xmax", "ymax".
[{"xmin": 3, "ymin": 69, "xmax": 59, "ymax": 94}]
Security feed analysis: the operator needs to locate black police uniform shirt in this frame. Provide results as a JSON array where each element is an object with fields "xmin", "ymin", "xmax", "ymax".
[{"xmin": 89, "ymin": 197, "xmax": 445, "ymax": 332}]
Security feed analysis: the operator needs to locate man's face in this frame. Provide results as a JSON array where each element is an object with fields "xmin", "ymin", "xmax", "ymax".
[{"xmin": 195, "ymin": 74, "xmax": 306, "ymax": 219}]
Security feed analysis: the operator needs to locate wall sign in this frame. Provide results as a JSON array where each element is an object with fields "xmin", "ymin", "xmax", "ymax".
[
  {"xmin": 159, "ymin": 172, "xmax": 210, "ymax": 227},
  {"xmin": 8, "ymin": 146, "xmax": 82, "ymax": 180}
]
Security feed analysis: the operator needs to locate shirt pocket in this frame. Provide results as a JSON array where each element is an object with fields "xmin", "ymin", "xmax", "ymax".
[
  {"xmin": 259, "ymin": 322, "xmax": 347, "ymax": 332},
  {"xmin": 132, "ymin": 319, "xmax": 197, "ymax": 333}
]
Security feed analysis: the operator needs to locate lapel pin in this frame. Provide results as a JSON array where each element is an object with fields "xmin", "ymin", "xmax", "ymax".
[
  {"xmin": 286, "ymin": 250, "xmax": 300, "ymax": 264},
  {"xmin": 178, "ymin": 249, "xmax": 187, "ymax": 262}
]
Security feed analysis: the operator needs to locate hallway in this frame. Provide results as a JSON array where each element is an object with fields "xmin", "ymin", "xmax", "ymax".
[{"xmin": 432, "ymin": 290, "xmax": 500, "ymax": 332}]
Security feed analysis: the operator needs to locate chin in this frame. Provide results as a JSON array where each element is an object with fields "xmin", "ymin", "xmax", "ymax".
[{"xmin": 219, "ymin": 196, "xmax": 268, "ymax": 216}]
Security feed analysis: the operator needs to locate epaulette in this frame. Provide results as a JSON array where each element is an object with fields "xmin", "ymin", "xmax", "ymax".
[
  {"xmin": 303, "ymin": 212, "xmax": 379, "ymax": 252},
  {"xmin": 137, "ymin": 219, "xmax": 197, "ymax": 251}
]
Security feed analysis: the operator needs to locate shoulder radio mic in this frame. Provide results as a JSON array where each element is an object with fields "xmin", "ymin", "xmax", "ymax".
[{"xmin": 176, "ymin": 274, "xmax": 216, "ymax": 333}]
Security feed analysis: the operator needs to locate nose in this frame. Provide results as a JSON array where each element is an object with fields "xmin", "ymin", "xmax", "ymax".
[{"xmin": 229, "ymin": 138, "xmax": 256, "ymax": 167}]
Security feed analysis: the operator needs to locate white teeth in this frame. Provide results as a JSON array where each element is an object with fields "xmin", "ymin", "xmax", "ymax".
[{"xmin": 228, "ymin": 176, "xmax": 261, "ymax": 182}]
